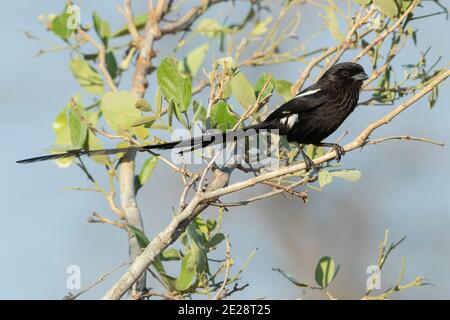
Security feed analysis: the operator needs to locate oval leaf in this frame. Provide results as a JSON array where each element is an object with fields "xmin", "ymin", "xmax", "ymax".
[
  {"xmin": 69, "ymin": 58, "xmax": 104, "ymax": 95},
  {"xmin": 206, "ymin": 233, "xmax": 225, "ymax": 249},
  {"xmin": 330, "ymin": 169, "xmax": 362, "ymax": 182},
  {"xmin": 373, "ymin": 0, "xmax": 399, "ymax": 17},
  {"xmin": 210, "ymin": 101, "xmax": 238, "ymax": 131},
  {"xmin": 101, "ymin": 91, "xmax": 141, "ymax": 134},
  {"xmin": 157, "ymin": 57, "xmax": 192, "ymax": 113},
  {"xmin": 318, "ymin": 170, "xmax": 333, "ymax": 188},
  {"xmin": 184, "ymin": 44, "xmax": 209, "ymax": 77},
  {"xmin": 128, "ymin": 225, "xmax": 149, "ymax": 249},
  {"xmin": 231, "ymin": 71, "xmax": 256, "ymax": 109},
  {"xmin": 174, "ymin": 253, "xmax": 195, "ymax": 291},
  {"xmin": 315, "ymin": 256, "xmax": 339, "ymax": 289},
  {"xmin": 136, "ymin": 156, "xmax": 158, "ymax": 191}
]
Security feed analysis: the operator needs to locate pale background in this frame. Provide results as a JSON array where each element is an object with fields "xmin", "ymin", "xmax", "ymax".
[{"xmin": 1, "ymin": 1, "xmax": 449, "ymax": 299}]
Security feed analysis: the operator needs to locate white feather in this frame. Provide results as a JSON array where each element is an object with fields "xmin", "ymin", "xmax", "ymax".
[
  {"xmin": 296, "ymin": 88, "xmax": 321, "ymax": 97},
  {"xmin": 287, "ymin": 114, "xmax": 298, "ymax": 128},
  {"xmin": 279, "ymin": 114, "xmax": 299, "ymax": 128}
]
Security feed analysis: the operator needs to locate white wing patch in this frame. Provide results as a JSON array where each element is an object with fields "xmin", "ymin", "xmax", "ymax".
[
  {"xmin": 296, "ymin": 88, "xmax": 321, "ymax": 97},
  {"xmin": 287, "ymin": 114, "xmax": 298, "ymax": 128},
  {"xmin": 280, "ymin": 114, "xmax": 298, "ymax": 128}
]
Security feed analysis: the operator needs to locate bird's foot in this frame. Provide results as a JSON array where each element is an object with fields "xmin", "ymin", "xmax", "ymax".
[
  {"xmin": 331, "ymin": 144, "xmax": 346, "ymax": 162},
  {"xmin": 304, "ymin": 157, "xmax": 318, "ymax": 172}
]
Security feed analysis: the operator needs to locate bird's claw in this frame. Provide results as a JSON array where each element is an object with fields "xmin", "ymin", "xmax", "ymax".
[
  {"xmin": 304, "ymin": 157, "xmax": 318, "ymax": 172},
  {"xmin": 332, "ymin": 144, "xmax": 345, "ymax": 162}
]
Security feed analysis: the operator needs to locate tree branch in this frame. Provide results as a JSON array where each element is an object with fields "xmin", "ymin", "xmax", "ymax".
[
  {"xmin": 77, "ymin": 29, "xmax": 118, "ymax": 92},
  {"xmin": 120, "ymin": 0, "xmax": 169, "ymax": 299}
]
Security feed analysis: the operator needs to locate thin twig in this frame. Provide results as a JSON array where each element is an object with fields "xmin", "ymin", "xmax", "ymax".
[
  {"xmin": 367, "ymin": 135, "xmax": 444, "ymax": 147},
  {"xmin": 213, "ymin": 235, "xmax": 231, "ymax": 300},
  {"xmin": 65, "ymin": 262, "xmax": 127, "ymax": 300},
  {"xmin": 76, "ymin": 29, "xmax": 118, "ymax": 92}
]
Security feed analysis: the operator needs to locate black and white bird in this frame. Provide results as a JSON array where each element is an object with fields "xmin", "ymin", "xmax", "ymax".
[{"xmin": 17, "ymin": 62, "xmax": 368, "ymax": 171}]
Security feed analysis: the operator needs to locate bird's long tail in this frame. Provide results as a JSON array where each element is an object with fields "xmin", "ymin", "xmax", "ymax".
[{"xmin": 17, "ymin": 125, "xmax": 266, "ymax": 164}]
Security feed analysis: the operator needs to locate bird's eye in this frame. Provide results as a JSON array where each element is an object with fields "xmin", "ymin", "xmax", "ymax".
[{"xmin": 341, "ymin": 70, "xmax": 350, "ymax": 77}]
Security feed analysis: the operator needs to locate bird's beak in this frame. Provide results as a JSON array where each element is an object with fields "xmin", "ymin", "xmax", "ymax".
[{"xmin": 353, "ymin": 72, "xmax": 369, "ymax": 81}]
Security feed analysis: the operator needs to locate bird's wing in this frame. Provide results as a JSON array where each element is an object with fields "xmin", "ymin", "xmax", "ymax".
[{"xmin": 263, "ymin": 86, "xmax": 328, "ymax": 123}]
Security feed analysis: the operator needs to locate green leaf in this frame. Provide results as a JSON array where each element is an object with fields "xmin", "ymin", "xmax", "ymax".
[
  {"xmin": 222, "ymin": 78, "xmax": 232, "ymax": 99},
  {"xmin": 206, "ymin": 219, "xmax": 217, "ymax": 233},
  {"xmin": 150, "ymin": 123, "xmax": 170, "ymax": 130},
  {"xmin": 172, "ymin": 99, "xmax": 188, "ymax": 128},
  {"xmin": 187, "ymin": 245, "xmax": 208, "ymax": 275},
  {"xmin": 86, "ymin": 130, "xmax": 109, "ymax": 165},
  {"xmin": 230, "ymin": 71, "xmax": 256, "ymax": 109},
  {"xmin": 136, "ymin": 156, "xmax": 158, "ymax": 191},
  {"xmin": 275, "ymin": 80, "xmax": 294, "ymax": 101},
  {"xmin": 155, "ymin": 87, "xmax": 162, "ymax": 116},
  {"xmin": 188, "ymin": 222, "xmax": 206, "ymax": 247},
  {"xmin": 318, "ymin": 170, "xmax": 333, "ymax": 188},
  {"xmin": 133, "ymin": 125, "xmax": 149, "ymax": 141},
  {"xmin": 167, "ymin": 99, "xmax": 174, "ymax": 127},
  {"xmin": 160, "ymin": 248, "xmax": 181, "ymax": 261},
  {"xmin": 373, "ymin": 0, "xmax": 399, "ymax": 17},
  {"xmin": 428, "ymin": 86, "xmax": 439, "ymax": 109},
  {"xmin": 251, "ymin": 16, "xmax": 272, "ymax": 36},
  {"xmin": 184, "ymin": 44, "xmax": 209, "ymax": 77},
  {"xmin": 192, "ymin": 101, "xmax": 207, "ymax": 125},
  {"xmin": 330, "ymin": 169, "xmax": 362, "ymax": 182},
  {"xmin": 196, "ymin": 19, "xmax": 222, "ymax": 37},
  {"xmin": 315, "ymin": 256, "xmax": 339, "ymax": 289},
  {"xmin": 187, "ymin": 224, "xmax": 208, "ymax": 274},
  {"xmin": 132, "ymin": 115, "xmax": 160, "ymax": 127},
  {"xmin": 52, "ymin": 13, "xmax": 73, "ymax": 40},
  {"xmin": 92, "ymin": 11, "xmax": 111, "ymax": 46},
  {"xmin": 100, "ymin": 91, "xmax": 141, "ymax": 134},
  {"xmin": 52, "ymin": 106, "xmax": 73, "ymax": 168},
  {"xmin": 128, "ymin": 225, "xmax": 149, "ymax": 249},
  {"xmin": 69, "ymin": 58, "xmax": 104, "ymax": 95},
  {"xmin": 112, "ymin": 14, "xmax": 148, "ymax": 37},
  {"xmin": 194, "ymin": 217, "xmax": 209, "ymax": 238},
  {"xmin": 68, "ymin": 105, "xmax": 87, "ymax": 148},
  {"xmin": 153, "ymin": 255, "xmax": 167, "ymax": 274},
  {"xmin": 157, "ymin": 57, "xmax": 192, "ymax": 113},
  {"xmin": 210, "ymin": 101, "xmax": 239, "ymax": 131},
  {"xmin": 174, "ymin": 253, "xmax": 195, "ymax": 291},
  {"xmin": 206, "ymin": 233, "xmax": 225, "ymax": 249},
  {"xmin": 354, "ymin": 0, "xmax": 371, "ymax": 6},
  {"xmin": 135, "ymin": 98, "xmax": 152, "ymax": 112},
  {"xmin": 254, "ymin": 73, "xmax": 274, "ymax": 99},
  {"xmin": 273, "ymin": 267, "xmax": 310, "ymax": 288},
  {"xmin": 306, "ymin": 144, "xmax": 325, "ymax": 159},
  {"xmin": 153, "ymin": 256, "xmax": 178, "ymax": 290},
  {"xmin": 105, "ymin": 51, "xmax": 118, "ymax": 79},
  {"xmin": 401, "ymin": 0, "xmax": 414, "ymax": 12}
]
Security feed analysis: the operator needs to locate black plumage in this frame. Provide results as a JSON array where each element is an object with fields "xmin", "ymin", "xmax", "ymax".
[{"xmin": 17, "ymin": 62, "xmax": 368, "ymax": 170}]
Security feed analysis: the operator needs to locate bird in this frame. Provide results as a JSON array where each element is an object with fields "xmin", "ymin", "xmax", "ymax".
[{"xmin": 17, "ymin": 62, "xmax": 368, "ymax": 171}]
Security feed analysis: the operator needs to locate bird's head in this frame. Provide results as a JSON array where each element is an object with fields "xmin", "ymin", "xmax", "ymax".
[{"xmin": 320, "ymin": 62, "xmax": 368, "ymax": 86}]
